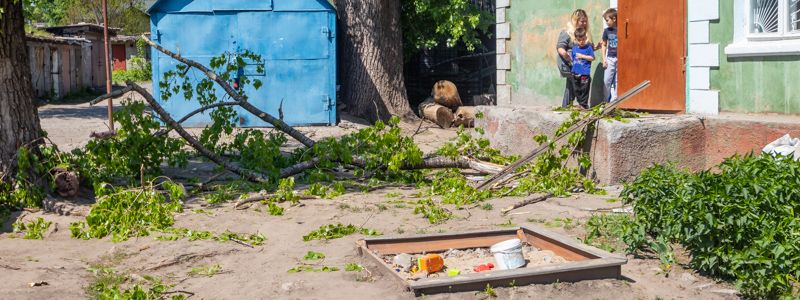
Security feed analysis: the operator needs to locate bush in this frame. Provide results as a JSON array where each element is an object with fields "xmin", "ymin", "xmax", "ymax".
[
  {"xmin": 112, "ymin": 59, "xmax": 151, "ymax": 83},
  {"xmin": 112, "ymin": 39, "xmax": 152, "ymax": 84},
  {"xmin": 622, "ymin": 154, "xmax": 800, "ymax": 298}
]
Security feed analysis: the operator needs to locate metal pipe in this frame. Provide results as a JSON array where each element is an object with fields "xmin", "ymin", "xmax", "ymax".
[{"xmin": 102, "ymin": 0, "xmax": 114, "ymax": 131}]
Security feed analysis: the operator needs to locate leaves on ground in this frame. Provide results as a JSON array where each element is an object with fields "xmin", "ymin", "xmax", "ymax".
[{"xmin": 302, "ymin": 224, "xmax": 381, "ymax": 241}]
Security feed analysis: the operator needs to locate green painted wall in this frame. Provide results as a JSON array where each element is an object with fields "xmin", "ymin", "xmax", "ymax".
[
  {"xmin": 507, "ymin": 0, "xmax": 607, "ymax": 106},
  {"xmin": 709, "ymin": 0, "xmax": 800, "ymax": 114}
]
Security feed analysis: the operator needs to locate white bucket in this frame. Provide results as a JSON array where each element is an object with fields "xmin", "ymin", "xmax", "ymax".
[{"xmin": 490, "ymin": 238, "xmax": 526, "ymax": 270}]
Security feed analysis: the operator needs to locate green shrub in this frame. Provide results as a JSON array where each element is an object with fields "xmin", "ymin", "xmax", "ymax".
[{"xmin": 622, "ymin": 154, "xmax": 800, "ymax": 298}]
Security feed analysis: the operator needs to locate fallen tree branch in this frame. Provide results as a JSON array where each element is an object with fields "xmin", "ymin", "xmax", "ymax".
[
  {"xmin": 350, "ymin": 156, "xmax": 503, "ymax": 174},
  {"xmin": 280, "ymin": 157, "xmax": 322, "ymax": 178},
  {"xmin": 175, "ymin": 101, "xmax": 241, "ymax": 125},
  {"xmin": 478, "ymin": 81, "xmax": 651, "ymax": 191},
  {"xmin": 154, "ymin": 101, "xmax": 241, "ymax": 137},
  {"xmin": 501, "ymin": 193, "xmax": 554, "ymax": 215},
  {"xmin": 233, "ymin": 193, "xmax": 319, "ymax": 209},
  {"xmin": 89, "ymin": 86, "xmax": 134, "ymax": 105},
  {"xmin": 142, "ymin": 34, "xmax": 316, "ymax": 148},
  {"xmin": 126, "ymin": 82, "xmax": 270, "ymax": 183}
]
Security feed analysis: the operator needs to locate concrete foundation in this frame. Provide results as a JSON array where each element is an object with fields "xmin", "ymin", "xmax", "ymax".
[{"xmin": 476, "ymin": 106, "xmax": 800, "ymax": 184}]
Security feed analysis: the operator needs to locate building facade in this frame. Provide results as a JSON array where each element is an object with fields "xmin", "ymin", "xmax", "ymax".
[{"xmin": 497, "ymin": 0, "xmax": 800, "ymax": 115}]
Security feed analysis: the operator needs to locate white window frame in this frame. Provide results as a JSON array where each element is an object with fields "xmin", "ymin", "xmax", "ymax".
[
  {"xmin": 789, "ymin": 0, "xmax": 800, "ymax": 36},
  {"xmin": 726, "ymin": 0, "xmax": 800, "ymax": 57}
]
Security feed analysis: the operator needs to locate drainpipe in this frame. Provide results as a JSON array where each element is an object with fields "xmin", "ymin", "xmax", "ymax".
[{"xmin": 102, "ymin": 0, "xmax": 114, "ymax": 132}]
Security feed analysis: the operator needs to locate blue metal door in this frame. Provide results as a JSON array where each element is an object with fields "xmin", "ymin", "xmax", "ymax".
[
  {"xmin": 235, "ymin": 11, "xmax": 334, "ymax": 126},
  {"xmin": 154, "ymin": 13, "xmax": 237, "ymax": 126}
]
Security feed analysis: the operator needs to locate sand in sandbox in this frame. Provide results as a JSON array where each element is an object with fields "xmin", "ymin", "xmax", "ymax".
[{"xmin": 384, "ymin": 246, "xmax": 568, "ymax": 280}]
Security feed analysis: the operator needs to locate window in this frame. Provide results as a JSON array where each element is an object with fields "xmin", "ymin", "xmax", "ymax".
[
  {"xmin": 725, "ymin": 0, "xmax": 800, "ymax": 57},
  {"xmin": 747, "ymin": 0, "xmax": 800, "ymax": 39},
  {"xmin": 791, "ymin": 0, "xmax": 800, "ymax": 32}
]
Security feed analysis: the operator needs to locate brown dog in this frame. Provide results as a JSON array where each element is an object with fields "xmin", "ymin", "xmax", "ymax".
[{"xmin": 432, "ymin": 80, "xmax": 462, "ymax": 110}]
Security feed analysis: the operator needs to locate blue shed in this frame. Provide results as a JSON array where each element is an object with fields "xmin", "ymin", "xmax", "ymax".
[{"xmin": 147, "ymin": 0, "xmax": 337, "ymax": 126}]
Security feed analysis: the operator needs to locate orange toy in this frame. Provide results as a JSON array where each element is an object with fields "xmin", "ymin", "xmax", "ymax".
[{"xmin": 417, "ymin": 254, "xmax": 445, "ymax": 273}]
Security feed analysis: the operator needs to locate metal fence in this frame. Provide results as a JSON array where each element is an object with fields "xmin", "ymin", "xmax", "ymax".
[{"xmin": 404, "ymin": 0, "xmax": 497, "ymax": 110}]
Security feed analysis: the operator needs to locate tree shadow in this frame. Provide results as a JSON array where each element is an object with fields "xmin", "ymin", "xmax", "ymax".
[{"xmin": 38, "ymin": 106, "xmax": 115, "ymax": 119}]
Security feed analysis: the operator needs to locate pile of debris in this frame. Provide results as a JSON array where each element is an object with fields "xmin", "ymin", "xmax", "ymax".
[{"xmin": 763, "ymin": 134, "xmax": 800, "ymax": 160}]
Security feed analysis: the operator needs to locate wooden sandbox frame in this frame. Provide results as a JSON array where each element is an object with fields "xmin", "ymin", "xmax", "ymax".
[{"xmin": 356, "ymin": 226, "xmax": 627, "ymax": 295}]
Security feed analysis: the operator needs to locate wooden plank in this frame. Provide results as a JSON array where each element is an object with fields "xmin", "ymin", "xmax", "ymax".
[
  {"xmin": 366, "ymin": 233, "xmax": 519, "ymax": 255},
  {"xmin": 356, "ymin": 241, "xmax": 412, "ymax": 291},
  {"xmin": 527, "ymin": 233, "xmax": 591, "ymax": 261},
  {"xmin": 412, "ymin": 263, "xmax": 622, "ymax": 295},
  {"xmin": 522, "ymin": 226, "xmax": 625, "ymax": 261}
]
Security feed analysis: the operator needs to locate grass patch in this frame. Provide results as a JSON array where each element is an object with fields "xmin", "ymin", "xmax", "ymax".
[
  {"xmin": 12, "ymin": 217, "xmax": 52, "ymax": 240},
  {"xmin": 188, "ymin": 264, "xmax": 223, "ymax": 277},
  {"xmin": 303, "ymin": 224, "xmax": 381, "ymax": 241}
]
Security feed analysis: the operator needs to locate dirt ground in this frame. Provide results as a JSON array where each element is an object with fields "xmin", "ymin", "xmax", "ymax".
[{"xmin": 0, "ymin": 94, "xmax": 740, "ymax": 300}]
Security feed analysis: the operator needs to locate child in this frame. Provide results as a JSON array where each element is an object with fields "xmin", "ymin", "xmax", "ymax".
[
  {"xmin": 569, "ymin": 28, "xmax": 594, "ymax": 109},
  {"xmin": 602, "ymin": 8, "xmax": 618, "ymax": 102}
]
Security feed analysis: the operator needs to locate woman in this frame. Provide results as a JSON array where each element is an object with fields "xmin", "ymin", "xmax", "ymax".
[{"xmin": 556, "ymin": 9, "xmax": 595, "ymax": 108}]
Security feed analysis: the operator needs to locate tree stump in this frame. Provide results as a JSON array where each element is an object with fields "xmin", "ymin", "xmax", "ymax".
[{"xmin": 419, "ymin": 98, "xmax": 454, "ymax": 129}]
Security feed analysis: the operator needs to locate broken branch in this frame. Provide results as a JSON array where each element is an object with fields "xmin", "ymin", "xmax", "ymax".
[
  {"xmin": 126, "ymin": 82, "xmax": 270, "ymax": 183},
  {"xmin": 141, "ymin": 34, "xmax": 316, "ymax": 148},
  {"xmin": 175, "ymin": 101, "xmax": 241, "ymax": 125},
  {"xmin": 89, "ymin": 86, "xmax": 134, "ymax": 106},
  {"xmin": 154, "ymin": 101, "xmax": 241, "ymax": 137},
  {"xmin": 234, "ymin": 193, "xmax": 319, "ymax": 209},
  {"xmin": 501, "ymin": 193, "xmax": 553, "ymax": 215}
]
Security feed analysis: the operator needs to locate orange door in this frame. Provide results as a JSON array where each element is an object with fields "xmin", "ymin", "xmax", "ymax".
[
  {"xmin": 618, "ymin": 0, "xmax": 686, "ymax": 111},
  {"xmin": 112, "ymin": 44, "xmax": 127, "ymax": 71}
]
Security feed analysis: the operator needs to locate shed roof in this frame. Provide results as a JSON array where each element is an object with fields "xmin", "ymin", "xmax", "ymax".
[
  {"xmin": 26, "ymin": 35, "xmax": 91, "ymax": 45},
  {"xmin": 45, "ymin": 23, "xmax": 121, "ymax": 36},
  {"xmin": 147, "ymin": 0, "xmax": 336, "ymax": 13}
]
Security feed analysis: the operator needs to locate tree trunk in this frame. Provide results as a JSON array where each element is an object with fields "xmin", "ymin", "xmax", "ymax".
[
  {"xmin": 0, "ymin": 0, "xmax": 43, "ymax": 182},
  {"xmin": 336, "ymin": 0, "xmax": 416, "ymax": 123}
]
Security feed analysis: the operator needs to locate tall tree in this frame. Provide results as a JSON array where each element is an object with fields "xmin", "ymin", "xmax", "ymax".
[
  {"xmin": 63, "ymin": 0, "xmax": 148, "ymax": 34},
  {"xmin": 0, "ymin": 0, "xmax": 43, "ymax": 182},
  {"xmin": 336, "ymin": 0, "xmax": 492, "ymax": 123},
  {"xmin": 23, "ymin": 0, "xmax": 67, "ymax": 26},
  {"xmin": 337, "ymin": 1, "xmax": 413, "ymax": 123}
]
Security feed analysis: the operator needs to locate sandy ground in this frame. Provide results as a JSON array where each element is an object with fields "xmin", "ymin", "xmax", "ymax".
[{"xmin": 0, "ymin": 93, "xmax": 740, "ymax": 300}]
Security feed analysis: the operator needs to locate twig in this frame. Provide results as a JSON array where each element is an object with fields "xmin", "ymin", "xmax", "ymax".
[
  {"xmin": 233, "ymin": 194, "xmax": 271, "ymax": 209},
  {"xmin": 154, "ymin": 101, "xmax": 241, "ymax": 137},
  {"xmin": 141, "ymin": 35, "xmax": 316, "ymax": 148},
  {"xmin": 198, "ymin": 171, "xmax": 228, "ymax": 187},
  {"xmin": 411, "ymin": 118, "xmax": 426, "ymax": 138},
  {"xmin": 229, "ymin": 237, "xmax": 255, "ymax": 248},
  {"xmin": 234, "ymin": 193, "xmax": 319, "ymax": 209},
  {"xmin": 358, "ymin": 210, "xmax": 378, "ymax": 230},
  {"xmin": 0, "ymin": 264, "xmax": 21, "ymax": 270},
  {"xmin": 501, "ymin": 193, "xmax": 554, "ymax": 215},
  {"xmin": 147, "ymin": 250, "xmax": 235, "ymax": 271},
  {"xmin": 89, "ymin": 86, "xmax": 134, "ymax": 105},
  {"xmin": 163, "ymin": 290, "xmax": 195, "ymax": 298}
]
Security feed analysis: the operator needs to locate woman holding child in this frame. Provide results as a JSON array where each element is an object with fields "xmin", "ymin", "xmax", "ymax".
[
  {"xmin": 556, "ymin": 9, "xmax": 593, "ymax": 109},
  {"xmin": 556, "ymin": 8, "xmax": 618, "ymax": 109}
]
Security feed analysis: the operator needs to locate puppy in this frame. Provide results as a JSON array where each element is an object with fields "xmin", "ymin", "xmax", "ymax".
[{"xmin": 432, "ymin": 80, "xmax": 462, "ymax": 110}]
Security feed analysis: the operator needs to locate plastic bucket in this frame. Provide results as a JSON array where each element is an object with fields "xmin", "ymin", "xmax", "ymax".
[{"xmin": 490, "ymin": 238, "xmax": 526, "ymax": 270}]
